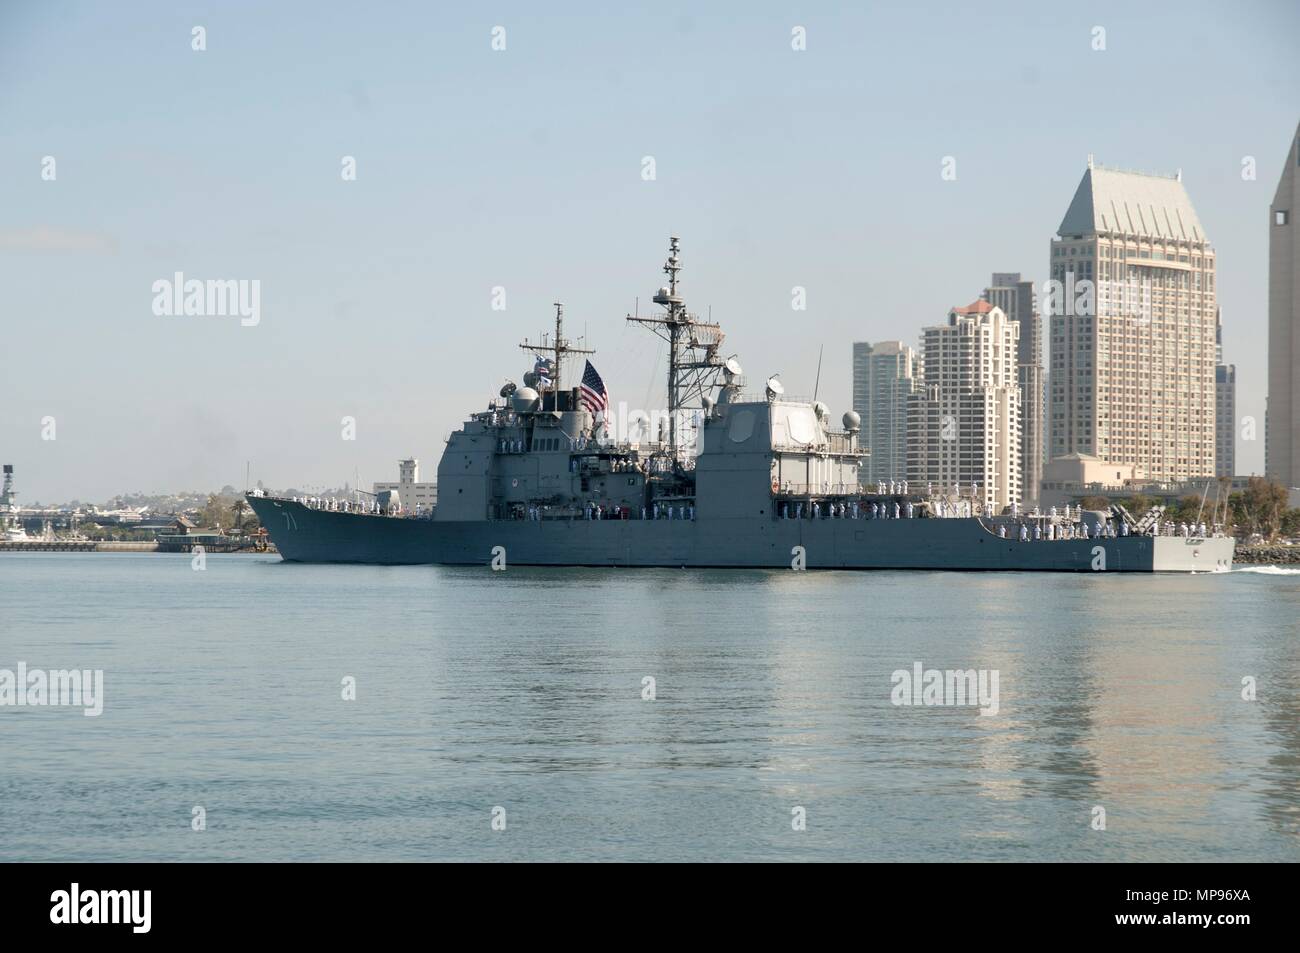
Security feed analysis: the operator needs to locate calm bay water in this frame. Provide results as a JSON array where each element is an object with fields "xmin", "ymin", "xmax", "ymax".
[{"xmin": 1, "ymin": 552, "xmax": 1299, "ymax": 862}]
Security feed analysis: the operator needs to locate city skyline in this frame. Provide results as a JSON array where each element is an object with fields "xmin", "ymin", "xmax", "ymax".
[{"xmin": 3, "ymin": 3, "xmax": 1298, "ymax": 501}]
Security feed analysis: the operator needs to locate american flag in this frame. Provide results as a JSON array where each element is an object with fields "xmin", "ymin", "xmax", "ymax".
[{"xmin": 579, "ymin": 360, "xmax": 609, "ymax": 416}]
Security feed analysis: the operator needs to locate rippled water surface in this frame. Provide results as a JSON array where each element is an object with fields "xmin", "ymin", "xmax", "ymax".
[{"xmin": 2, "ymin": 553, "xmax": 1298, "ymax": 861}]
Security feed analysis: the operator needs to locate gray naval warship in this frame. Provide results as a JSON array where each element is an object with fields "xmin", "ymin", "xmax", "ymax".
[{"xmin": 246, "ymin": 237, "xmax": 1234, "ymax": 573}]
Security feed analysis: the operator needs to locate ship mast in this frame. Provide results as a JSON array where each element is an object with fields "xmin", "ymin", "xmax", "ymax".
[
  {"xmin": 519, "ymin": 301, "xmax": 594, "ymax": 394},
  {"xmin": 626, "ymin": 237, "xmax": 727, "ymax": 457}
]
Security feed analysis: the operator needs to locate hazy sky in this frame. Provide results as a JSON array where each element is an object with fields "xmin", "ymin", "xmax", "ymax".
[{"xmin": 3, "ymin": 1, "xmax": 1297, "ymax": 503}]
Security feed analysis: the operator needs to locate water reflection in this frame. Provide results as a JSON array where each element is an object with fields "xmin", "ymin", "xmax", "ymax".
[{"xmin": 2, "ymin": 555, "xmax": 1297, "ymax": 860}]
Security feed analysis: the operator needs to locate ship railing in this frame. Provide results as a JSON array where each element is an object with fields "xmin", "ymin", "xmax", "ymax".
[
  {"xmin": 824, "ymin": 432, "xmax": 860, "ymax": 455},
  {"xmin": 493, "ymin": 505, "xmax": 694, "ymax": 521},
  {"xmin": 772, "ymin": 482, "xmax": 862, "ymax": 497},
  {"xmin": 732, "ymin": 392, "xmax": 813, "ymax": 404}
]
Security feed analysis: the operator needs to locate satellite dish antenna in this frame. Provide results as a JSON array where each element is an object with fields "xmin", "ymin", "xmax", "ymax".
[
  {"xmin": 765, "ymin": 375, "xmax": 784, "ymax": 401},
  {"xmin": 724, "ymin": 357, "xmax": 743, "ymax": 379},
  {"xmin": 499, "ymin": 380, "xmax": 517, "ymax": 398}
]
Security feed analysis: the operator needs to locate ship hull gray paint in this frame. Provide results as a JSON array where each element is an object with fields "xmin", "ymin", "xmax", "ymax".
[{"xmin": 247, "ymin": 496, "xmax": 1233, "ymax": 572}]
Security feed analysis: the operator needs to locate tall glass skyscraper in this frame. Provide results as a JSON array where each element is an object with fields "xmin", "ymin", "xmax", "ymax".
[{"xmin": 852, "ymin": 340, "xmax": 918, "ymax": 485}]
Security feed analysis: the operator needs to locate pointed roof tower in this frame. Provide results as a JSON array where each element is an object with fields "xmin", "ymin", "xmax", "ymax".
[{"xmin": 1057, "ymin": 161, "xmax": 1206, "ymax": 241}]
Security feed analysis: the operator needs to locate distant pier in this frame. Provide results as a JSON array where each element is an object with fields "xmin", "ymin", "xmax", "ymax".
[
  {"xmin": 0, "ymin": 541, "xmax": 154, "ymax": 553},
  {"xmin": 0, "ymin": 540, "xmax": 274, "ymax": 554}
]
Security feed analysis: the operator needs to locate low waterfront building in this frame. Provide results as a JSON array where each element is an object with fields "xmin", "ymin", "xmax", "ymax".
[
  {"xmin": 373, "ymin": 458, "xmax": 438, "ymax": 514},
  {"xmin": 1039, "ymin": 452, "xmax": 1263, "ymax": 510}
]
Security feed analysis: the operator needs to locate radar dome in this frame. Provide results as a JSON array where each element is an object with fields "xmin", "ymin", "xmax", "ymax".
[
  {"xmin": 511, "ymin": 387, "xmax": 540, "ymax": 413},
  {"xmin": 842, "ymin": 410, "xmax": 861, "ymax": 432}
]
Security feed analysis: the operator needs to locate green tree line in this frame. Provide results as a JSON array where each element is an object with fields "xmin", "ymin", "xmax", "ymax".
[
  {"xmin": 1077, "ymin": 477, "xmax": 1298, "ymax": 540},
  {"xmin": 197, "ymin": 494, "xmax": 260, "ymax": 535}
]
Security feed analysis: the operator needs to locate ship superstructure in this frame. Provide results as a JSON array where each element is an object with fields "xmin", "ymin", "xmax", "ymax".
[
  {"xmin": 246, "ymin": 238, "xmax": 1235, "ymax": 572},
  {"xmin": 2, "ymin": 465, "xmax": 30, "ymax": 542}
]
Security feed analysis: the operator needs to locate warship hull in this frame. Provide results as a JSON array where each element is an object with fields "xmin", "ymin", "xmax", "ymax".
[{"xmin": 246, "ymin": 496, "xmax": 1234, "ymax": 572}]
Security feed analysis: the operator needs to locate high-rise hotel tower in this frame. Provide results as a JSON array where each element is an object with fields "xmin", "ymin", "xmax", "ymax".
[
  {"xmin": 1049, "ymin": 158, "xmax": 1217, "ymax": 482},
  {"xmin": 1268, "ymin": 122, "xmax": 1300, "ymax": 490}
]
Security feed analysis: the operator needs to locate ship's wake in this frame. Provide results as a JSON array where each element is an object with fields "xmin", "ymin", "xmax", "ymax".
[{"xmin": 1222, "ymin": 565, "xmax": 1300, "ymax": 575}]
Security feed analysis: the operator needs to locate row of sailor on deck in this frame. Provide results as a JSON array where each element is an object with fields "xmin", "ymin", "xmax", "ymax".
[
  {"xmin": 498, "ymin": 435, "xmax": 598, "ymax": 454},
  {"xmin": 512, "ymin": 502, "xmax": 696, "ymax": 521},
  {"xmin": 291, "ymin": 496, "xmax": 387, "ymax": 514},
  {"xmin": 872, "ymin": 480, "xmax": 986, "ymax": 497},
  {"xmin": 1001, "ymin": 521, "xmax": 1123, "ymax": 541},
  {"xmin": 780, "ymin": 500, "xmax": 916, "ymax": 520},
  {"xmin": 1157, "ymin": 520, "xmax": 1214, "ymax": 537}
]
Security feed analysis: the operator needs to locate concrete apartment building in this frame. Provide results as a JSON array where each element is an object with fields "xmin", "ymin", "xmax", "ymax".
[
  {"xmin": 982, "ymin": 273, "xmax": 1044, "ymax": 504},
  {"xmin": 907, "ymin": 301, "xmax": 1022, "ymax": 509},
  {"xmin": 1049, "ymin": 158, "xmax": 1217, "ymax": 483},
  {"xmin": 851, "ymin": 340, "xmax": 919, "ymax": 484},
  {"xmin": 1268, "ymin": 121, "xmax": 1300, "ymax": 490}
]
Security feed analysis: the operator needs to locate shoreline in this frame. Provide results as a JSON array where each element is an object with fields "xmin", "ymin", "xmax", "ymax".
[
  {"xmin": 2, "ymin": 541, "xmax": 1294, "ymax": 565},
  {"xmin": 0, "ymin": 541, "xmax": 273, "ymax": 554},
  {"xmin": 1233, "ymin": 545, "xmax": 1300, "ymax": 565}
]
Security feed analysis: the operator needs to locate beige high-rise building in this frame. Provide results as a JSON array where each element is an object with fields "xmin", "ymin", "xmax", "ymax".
[
  {"xmin": 983, "ymin": 273, "xmax": 1044, "ymax": 504},
  {"xmin": 1049, "ymin": 158, "xmax": 1217, "ymax": 482},
  {"xmin": 852, "ymin": 340, "xmax": 919, "ymax": 484},
  {"xmin": 1267, "ymin": 122, "xmax": 1300, "ymax": 489},
  {"xmin": 907, "ymin": 301, "xmax": 1022, "ymax": 509}
]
